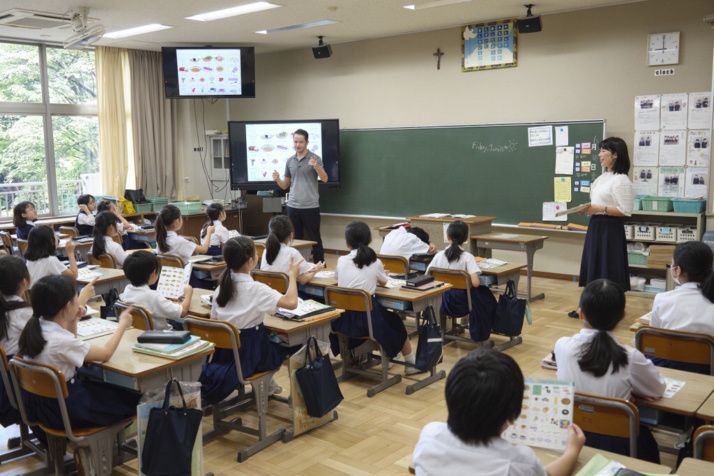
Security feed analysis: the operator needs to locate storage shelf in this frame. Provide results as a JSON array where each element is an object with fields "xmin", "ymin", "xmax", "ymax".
[
  {"xmin": 632, "ymin": 211, "xmax": 704, "ymax": 218},
  {"xmin": 628, "ymin": 264, "xmax": 667, "ymax": 271},
  {"xmin": 627, "ymin": 239, "xmax": 680, "ymax": 245}
]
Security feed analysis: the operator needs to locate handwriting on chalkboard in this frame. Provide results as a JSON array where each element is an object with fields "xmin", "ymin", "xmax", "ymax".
[{"xmin": 471, "ymin": 140, "xmax": 518, "ymax": 153}]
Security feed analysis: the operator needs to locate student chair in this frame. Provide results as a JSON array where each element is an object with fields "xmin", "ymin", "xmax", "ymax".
[
  {"xmin": 0, "ymin": 231, "xmax": 15, "ymax": 255},
  {"xmin": 377, "ymin": 254, "xmax": 410, "ymax": 278},
  {"xmin": 255, "ymin": 243, "xmax": 265, "ymax": 260},
  {"xmin": 22, "ymin": 290, "xmax": 31, "ymax": 306},
  {"xmin": 16, "ymin": 238, "xmax": 28, "ymax": 256},
  {"xmin": 573, "ymin": 392, "xmax": 640, "ymax": 458},
  {"xmin": 250, "ymin": 270, "xmax": 289, "ymax": 294},
  {"xmin": 111, "ymin": 234, "xmax": 122, "ymax": 245},
  {"xmin": 88, "ymin": 253, "xmax": 118, "ymax": 269},
  {"xmin": 157, "ymin": 254, "xmax": 186, "ymax": 269},
  {"xmin": 10, "ymin": 357, "xmax": 134, "ymax": 476},
  {"xmin": 59, "ymin": 226, "xmax": 79, "ymax": 238},
  {"xmin": 635, "ymin": 327, "xmax": 714, "ymax": 375},
  {"xmin": 183, "ymin": 316, "xmax": 285, "ymax": 462},
  {"xmin": 114, "ymin": 302, "xmax": 154, "ymax": 331},
  {"xmin": 694, "ymin": 425, "xmax": 714, "ymax": 460},
  {"xmin": 324, "ymin": 285, "xmax": 402, "ymax": 397},
  {"xmin": 0, "ymin": 249, "xmax": 7, "ymax": 257}
]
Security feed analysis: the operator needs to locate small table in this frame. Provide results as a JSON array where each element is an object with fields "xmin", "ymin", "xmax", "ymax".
[
  {"xmin": 253, "ymin": 238, "xmax": 317, "ymax": 261},
  {"xmin": 696, "ymin": 390, "xmax": 714, "ymax": 421},
  {"xmin": 534, "ymin": 446, "xmax": 672, "ymax": 474},
  {"xmin": 634, "ymin": 367, "xmax": 714, "ymax": 417},
  {"xmin": 676, "ymin": 457, "xmax": 714, "ymax": 475},
  {"xmin": 192, "ymin": 257, "xmax": 227, "ymax": 281},
  {"xmin": 472, "ymin": 233, "xmax": 548, "ymax": 301}
]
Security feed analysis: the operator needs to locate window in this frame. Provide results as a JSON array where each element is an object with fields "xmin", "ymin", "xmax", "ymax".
[{"xmin": 0, "ymin": 42, "xmax": 99, "ymax": 219}]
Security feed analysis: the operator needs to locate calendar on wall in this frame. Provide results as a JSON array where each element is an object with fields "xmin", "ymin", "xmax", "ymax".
[{"xmin": 462, "ymin": 19, "xmax": 517, "ymax": 72}]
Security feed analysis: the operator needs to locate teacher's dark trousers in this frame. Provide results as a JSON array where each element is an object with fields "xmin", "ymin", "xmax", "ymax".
[{"xmin": 286, "ymin": 206, "xmax": 324, "ymax": 263}]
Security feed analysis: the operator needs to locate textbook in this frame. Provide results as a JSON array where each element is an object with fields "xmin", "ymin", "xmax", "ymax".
[
  {"xmin": 476, "ymin": 258, "xmax": 508, "ymax": 269},
  {"xmin": 419, "ymin": 213, "xmax": 451, "ymax": 218},
  {"xmin": 156, "ymin": 262, "xmax": 193, "ymax": 300},
  {"xmin": 76, "ymin": 268, "xmax": 102, "ymax": 281},
  {"xmin": 77, "ymin": 317, "xmax": 118, "ymax": 340},
  {"xmin": 132, "ymin": 339, "xmax": 214, "ymax": 360},
  {"xmin": 276, "ymin": 299, "xmax": 334, "ymax": 320},
  {"xmin": 541, "ymin": 352, "xmax": 557, "ymax": 370},
  {"xmin": 188, "ymin": 255, "xmax": 212, "ymax": 263},
  {"xmin": 135, "ymin": 334, "xmax": 199, "ymax": 354},
  {"xmin": 555, "ymin": 202, "xmax": 590, "ymax": 217},
  {"xmin": 402, "ymin": 280, "xmax": 445, "ymax": 292}
]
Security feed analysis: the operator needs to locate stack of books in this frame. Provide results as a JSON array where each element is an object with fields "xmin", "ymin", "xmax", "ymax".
[{"xmin": 132, "ymin": 335, "xmax": 214, "ymax": 360}]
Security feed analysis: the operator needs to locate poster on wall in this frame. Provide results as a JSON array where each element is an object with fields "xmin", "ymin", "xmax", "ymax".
[
  {"xmin": 633, "ymin": 131, "xmax": 660, "ymax": 166},
  {"xmin": 635, "ymin": 95, "xmax": 660, "ymax": 130},
  {"xmin": 661, "ymin": 93, "xmax": 688, "ymax": 130},
  {"xmin": 633, "ymin": 167, "xmax": 658, "ymax": 196},
  {"xmin": 658, "ymin": 167, "xmax": 685, "ymax": 197},
  {"xmin": 687, "ymin": 130, "xmax": 712, "ymax": 167},
  {"xmin": 688, "ymin": 92, "xmax": 713, "ymax": 130},
  {"xmin": 659, "ymin": 130, "xmax": 686, "ymax": 166},
  {"xmin": 461, "ymin": 19, "xmax": 517, "ymax": 72},
  {"xmin": 684, "ymin": 167, "xmax": 709, "ymax": 198}
]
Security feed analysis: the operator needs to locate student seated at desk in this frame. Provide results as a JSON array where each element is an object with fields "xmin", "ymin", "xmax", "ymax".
[
  {"xmin": 649, "ymin": 242, "xmax": 714, "ymax": 374},
  {"xmin": 426, "ymin": 221, "xmax": 497, "ymax": 342},
  {"xmin": 121, "ymin": 251, "xmax": 193, "ymax": 331},
  {"xmin": 25, "ymin": 225, "xmax": 78, "ymax": 282},
  {"xmin": 199, "ymin": 237, "xmax": 300, "ymax": 404},
  {"xmin": 261, "ymin": 215, "xmax": 324, "ymax": 284},
  {"xmin": 75, "ymin": 194, "xmax": 97, "ymax": 236},
  {"xmin": 0, "ymin": 256, "xmax": 32, "ymax": 427},
  {"xmin": 330, "ymin": 221, "xmax": 419, "ymax": 374},
  {"xmin": 19, "ymin": 275, "xmax": 140, "ymax": 432},
  {"xmin": 90, "ymin": 212, "xmax": 127, "ymax": 268},
  {"xmin": 555, "ymin": 279, "xmax": 666, "ymax": 463},
  {"xmin": 414, "ymin": 349, "xmax": 585, "ymax": 476},
  {"xmin": 97, "ymin": 200, "xmax": 144, "ymax": 250},
  {"xmin": 13, "ymin": 201, "xmax": 37, "ymax": 240},
  {"xmin": 379, "ymin": 226, "xmax": 436, "ymax": 260},
  {"xmin": 200, "ymin": 203, "xmax": 231, "ymax": 256},
  {"xmin": 155, "ymin": 204, "xmax": 215, "ymax": 262}
]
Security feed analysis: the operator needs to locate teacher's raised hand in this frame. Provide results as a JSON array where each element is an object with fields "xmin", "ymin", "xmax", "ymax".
[
  {"xmin": 272, "ymin": 170, "xmax": 280, "ymax": 181},
  {"xmin": 309, "ymin": 157, "xmax": 318, "ymax": 169}
]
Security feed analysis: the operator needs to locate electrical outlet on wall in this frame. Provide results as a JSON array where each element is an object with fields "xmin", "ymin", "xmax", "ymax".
[{"xmin": 184, "ymin": 176, "xmax": 190, "ymax": 183}]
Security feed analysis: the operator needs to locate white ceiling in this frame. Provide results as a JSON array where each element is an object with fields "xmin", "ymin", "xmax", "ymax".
[{"xmin": 0, "ymin": 0, "xmax": 645, "ymax": 53}]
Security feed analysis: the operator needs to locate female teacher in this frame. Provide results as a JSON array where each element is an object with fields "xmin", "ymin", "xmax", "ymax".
[{"xmin": 574, "ymin": 137, "xmax": 635, "ymax": 314}]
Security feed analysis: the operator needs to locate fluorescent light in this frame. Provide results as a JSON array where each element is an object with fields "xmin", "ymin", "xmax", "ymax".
[
  {"xmin": 105, "ymin": 24, "xmax": 172, "ymax": 39},
  {"xmin": 404, "ymin": 0, "xmax": 472, "ymax": 10},
  {"xmin": 255, "ymin": 19, "xmax": 337, "ymax": 34},
  {"xmin": 187, "ymin": 2, "xmax": 280, "ymax": 21}
]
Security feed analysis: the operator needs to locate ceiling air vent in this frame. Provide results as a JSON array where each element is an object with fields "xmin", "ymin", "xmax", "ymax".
[{"xmin": 0, "ymin": 9, "xmax": 84, "ymax": 30}]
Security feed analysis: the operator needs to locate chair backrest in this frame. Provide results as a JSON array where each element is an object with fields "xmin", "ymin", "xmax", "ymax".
[
  {"xmin": 324, "ymin": 286, "xmax": 375, "ymax": 338},
  {"xmin": 0, "ymin": 346, "xmax": 18, "ymax": 410},
  {"xmin": 157, "ymin": 254, "xmax": 186, "ymax": 268},
  {"xmin": 89, "ymin": 253, "xmax": 118, "ymax": 269},
  {"xmin": 426, "ymin": 266, "xmax": 472, "ymax": 312},
  {"xmin": 183, "ymin": 317, "xmax": 247, "ymax": 383},
  {"xmin": 255, "ymin": 243, "xmax": 265, "ymax": 259},
  {"xmin": 251, "ymin": 270, "xmax": 289, "ymax": 294},
  {"xmin": 181, "ymin": 235, "xmax": 198, "ymax": 245},
  {"xmin": 112, "ymin": 234, "xmax": 122, "ymax": 245},
  {"xmin": 59, "ymin": 226, "xmax": 79, "ymax": 237},
  {"xmin": 635, "ymin": 327, "xmax": 714, "ymax": 374},
  {"xmin": 0, "ymin": 231, "xmax": 13, "ymax": 251},
  {"xmin": 377, "ymin": 254, "xmax": 410, "ymax": 276},
  {"xmin": 573, "ymin": 392, "xmax": 639, "ymax": 457},
  {"xmin": 114, "ymin": 302, "xmax": 153, "ymax": 330},
  {"xmin": 694, "ymin": 425, "xmax": 714, "ymax": 460},
  {"xmin": 16, "ymin": 239, "xmax": 28, "ymax": 256}
]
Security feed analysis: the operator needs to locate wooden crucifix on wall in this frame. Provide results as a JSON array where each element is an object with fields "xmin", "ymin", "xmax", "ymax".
[{"xmin": 433, "ymin": 48, "xmax": 444, "ymax": 70}]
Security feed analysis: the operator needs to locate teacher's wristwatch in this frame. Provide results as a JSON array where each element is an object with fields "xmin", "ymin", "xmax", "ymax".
[{"xmin": 604, "ymin": 206, "xmax": 608, "ymax": 215}]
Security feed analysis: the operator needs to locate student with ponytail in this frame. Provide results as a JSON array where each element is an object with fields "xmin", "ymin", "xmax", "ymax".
[
  {"xmin": 330, "ymin": 221, "xmax": 419, "ymax": 374},
  {"xmin": 25, "ymin": 225, "xmax": 78, "ymax": 282},
  {"xmin": 261, "ymin": 215, "xmax": 325, "ymax": 285},
  {"xmin": 18, "ymin": 275, "xmax": 140, "ymax": 431},
  {"xmin": 97, "ymin": 200, "xmax": 143, "ymax": 250},
  {"xmin": 555, "ymin": 279, "xmax": 665, "ymax": 462},
  {"xmin": 90, "ymin": 211, "xmax": 127, "ymax": 267},
  {"xmin": 199, "ymin": 237, "xmax": 301, "ymax": 404},
  {"xmin": 426, "ymin": 221, "xmax": 497, "ymax": 342},
  {"xmin": 155, "ymin": 204, "xmax": 215, "ymax": 262},
  {"xmin": 200, "ymin": 203, "xmax": 231, "ymax": 256}
]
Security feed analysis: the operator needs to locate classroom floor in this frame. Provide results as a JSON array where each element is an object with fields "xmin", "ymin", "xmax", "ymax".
[{"xmin": 0, "ymin": 271, "xmax": 677, "ymax": 475}]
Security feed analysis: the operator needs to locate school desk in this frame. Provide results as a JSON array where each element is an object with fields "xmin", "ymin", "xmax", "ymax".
[
  {"xmin": 406, "ymin": 215, "xmax": 496, "ymax": 253},
  {"xmin": 253, "ymin": 238, "xmax": 317, "ymax": 261},
  {"xmin": 192, "ymin": 257, "xmax": 227, "ymax": 281},
  {"xmin": 77, "ymin": 267, "xmax": 129, "ymax": 296},
  {"xmin": 696, "ymin": 390, "xmax": 714, "ymax": 421},
  {"xmin": 533, "ymin": 446, "xmax": 672, "ymax": 474},
  {"xmin": 472, "ymin": 233, "xmax": 548, "ymax": 302},
  {"xmin": 677, "ymin": 457, "xmax": 714, "ymax": 475},
  {"xmin": 125, "ymin": 227, "xmax": 156, "ymax": 244}
]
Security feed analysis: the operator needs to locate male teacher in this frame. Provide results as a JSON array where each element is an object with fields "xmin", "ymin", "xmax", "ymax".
[{"xmin": 272, "ymin": 129, "xmax": 326, "ymax": 263}]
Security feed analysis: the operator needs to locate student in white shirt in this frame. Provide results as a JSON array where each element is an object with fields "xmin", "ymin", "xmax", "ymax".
[
  {"xmin": 379, "ymin": 226, "xmax": 436, "ymax": 260},
  {"xmin": 19, "ymin": 274, "xmax": 139, "ymax": 432},
  {"xmin": 13, "ymin": 200, "xmax": 37, "ymax": 240},
  {"xmin": 199, "ymin": 237, "xmax": 301, "ymax": 404},
  {"xmin": 120, "ymin": 250, "xmax": 192, "ymax": 331},
  {"xmin": 426, "ymin": 221, "xmax": 497, "ymax": 343},
  {"xmin": 414, "ymin": 349, "xmax": 585, "ymax": 476},
  {"xmin": 555, "ymin": 279, "xmax": 666, "ymax": 463},
  {"xmin": 200, "ymin": 203, "xmax": 231, "ymax": 256},
  {"xmin": 155, "ymin": 204, "xmax": 215, "ymax": 262},
  {"xmin": 89, "ymin": 212, "xmax": 127, "ymax": 268},
  {"xmin": 330, "ymin": 221, "xmax": 419, "ymax": 374},
  {"xmin": 74, "ymin": 194, "xmax": 97, "ymax": 236},
  {"xmin": 261, "ymin": 215, "xmax": 324, "ymax": 284},
  {"xmin": 649, "ymin": 241, "xmax": 714, "ymax": 374},
  {"xmin": 97, "ymin": 200, "xmax": 140, "ymax": 250},
  {"xmin": 25, "ymin": 225, "xmax": 78, "ymax": 282}
]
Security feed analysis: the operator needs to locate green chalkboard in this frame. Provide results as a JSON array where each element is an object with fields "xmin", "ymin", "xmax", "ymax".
[{"xmin": 321, "ymin": 121, "xmax": 605, "ymax": 226}]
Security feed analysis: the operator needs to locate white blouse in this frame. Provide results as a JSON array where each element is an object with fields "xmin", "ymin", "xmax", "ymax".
[
  {"xmin": 89, "ymin": 236, "xmax": 127, "ymax": 267},
  {"xmin": 590, "ymin": 172, "xmax": 635, "ymax": 217},
  {"xmin": 26, "ymin": 256, "xmax": 67, "ymax": 284},
  {"xmin": 27, "ymin": 319, "xmax": 90, "ymax": 380},
  {"xmin": 0, "ymin": 295, "xmax": 33, "ymax": 356},
  {"xmin": 380, "ymin": 227, "xmax": 430, "ymax": 260},
  {"xmin": 334, "ymin": 250, "xmax": 388, "ymax": 295},
  {"xmin": 164, "ymin": 231, "xmax": 196, "ymax": 262},
  {"xmin": 260, "ymin": 243, "xmax": 313, "ymax": 276},
  {"xmin": 203, "ymin": 220, "xmax": 231, "ymax": 248},
  {"xmin": 210, "ymin": 273, "xmax": 282, "ymax": 329},
  {"xmin": 427, "ymin": 247, "xmax": 481, "ymax": 275},
  {"xmin": 650, "ymin": 282, "xmax": 714, "ymax": 335}
]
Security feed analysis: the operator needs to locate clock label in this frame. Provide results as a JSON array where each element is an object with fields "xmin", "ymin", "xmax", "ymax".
[{"xmin": 654, "ymin": 68, "xmax": 675, "ymax": 76}]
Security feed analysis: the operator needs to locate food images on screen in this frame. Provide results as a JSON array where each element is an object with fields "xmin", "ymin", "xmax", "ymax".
[{"xmin": 176, "ymin": 49, "xmax": 242, "ymax": 96}]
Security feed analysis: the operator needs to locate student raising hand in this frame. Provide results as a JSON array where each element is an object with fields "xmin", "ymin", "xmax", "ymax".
[
  {"xmin": 78, "ymin": 276, "xmax": 98, "ymax": 306},
  {"xmin": 287, "ymin": 256, "xmax": 304, "ymax": 279}
]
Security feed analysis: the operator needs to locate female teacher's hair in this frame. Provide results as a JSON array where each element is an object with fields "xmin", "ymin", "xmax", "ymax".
[{"xmin": 599, "ymin": 137, "xmax": 630, "ymax": 175}]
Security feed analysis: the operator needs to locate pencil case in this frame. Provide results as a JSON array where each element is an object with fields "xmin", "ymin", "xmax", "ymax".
[{"xmin": 137, "ymin": 330, "xmax": 191, "ymax": 344}]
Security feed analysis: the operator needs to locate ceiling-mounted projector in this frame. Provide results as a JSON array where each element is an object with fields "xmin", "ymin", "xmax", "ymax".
[{"xmin": 64, "ymin": 7, "xmax": 105, "ymax": 49}]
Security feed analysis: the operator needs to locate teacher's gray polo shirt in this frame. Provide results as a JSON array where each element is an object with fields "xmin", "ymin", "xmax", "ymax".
[{"xmin": 284, "ymin": 150, "xmax": 323, "ymax": 209}]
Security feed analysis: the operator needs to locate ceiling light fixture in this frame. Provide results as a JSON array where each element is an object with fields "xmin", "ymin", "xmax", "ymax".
[
  {"xmin": 404, "ymin": 0, "xmax": 472, "ymax": 10},
  {"xmin": 256, "ymin": 19, "xmax": 337, "ymax": 34},
  {"xmin": 105, "ymin": 24, "xmax": 172, "ymax": 39},
  {"xmin": 186, "ymin": 2, "xmax": 280, "ymax": 22}
]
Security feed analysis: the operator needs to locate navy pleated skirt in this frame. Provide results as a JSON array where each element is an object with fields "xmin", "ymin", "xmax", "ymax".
[
  {"xmin": 26, "ymin": 377, "xmax": 141, "ymax": 431},
  {"xmin": 441, "ymin": 287, "xmax": 497, "ymax": 343},
  {"xmin": 649, "ymin": 356, "xmax": 710, "ymax": 375},
  {"xmin": 199, "ymin": 323, "xmax": 288, "ymax": 405},
  {"xmin": 579, "ymin": 215, "xmax": 630, "ymax": 290},
  {"xmin": 329, "ymin": 297, "xmax": 407, "ymax": 359},
  {"xmin": 206, "ymin": 245, "xmax": 222, "ymax": 256},
  {"xmin": 584, "ymin": 425, "xmax": 660, "ymax": 464}
]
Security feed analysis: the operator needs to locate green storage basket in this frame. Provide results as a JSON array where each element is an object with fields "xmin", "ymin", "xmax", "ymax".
[
  {"xmin": 672, "ymin": 198, "xmax": 706, "ymax": 213},
  {"xmin": 147, "ymin": 196, "xmax": 169, "ymax": 205},
  {"xmin": 640, "ymin": 196, "xmax": 673, "ymax": 212},
  {"xmin": 634, "ymin": 195, "xmax": 647, "ymax": 211},
  {"xmin": 627, "ymin": 252, "xmax": 647, "ymax": 266},
  {"xmin": 170, "ymin": 201, "xmax": 202, "ymax": 215},
  {"xmin": 133, "ymin": 202, "xmax": 153, "ymax": 213},
  {"xmin": 95, "ymin": 195, "xmax": 118, "ymax": 205}
]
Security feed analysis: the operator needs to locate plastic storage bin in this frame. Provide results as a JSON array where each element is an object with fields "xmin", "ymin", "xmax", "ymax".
[
  {"xmin": 147, "ymin": 197, "xmax": 169, "ymax": 208},
  {"xmin": 630, "ymin": 276, "xmax": 646, "ymax": 292},
  {"xmin": 640, "ymin": 196, "xmax": 674, "ymax": 212},
  {"xmin": 655, "ymin": 226, "xmax": 677, "ymax": 242},
  {"xmin": 627, "ymin": 251, "xmax": 647, "ymax": 266},
  {"xmin": 677, "ymin": 227, "xmax": 697, "ymax": 242},
  {"xmin": 170, "ymin": 201, "xmax": 202, "ymax": 215},
  {"xmin": 133, "ymin": 202, "xmax": 153, "ymax": 213},
  {"xmin": 624, "ymin": 224, "xmax": 635, "ymax": 240},
  {"xmin": 672, "ymin": 198, "xmax": 706, "ymax": 213},
  {"xmin": 634, "ymin": 195, "xmax": 647, "ymax": 211},
  {"xmin": 634, "ymin": 225, "xmax": 656, "ymax": 241}
]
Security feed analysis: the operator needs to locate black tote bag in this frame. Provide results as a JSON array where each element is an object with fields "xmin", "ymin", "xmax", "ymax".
[
  {"xmin": 141, "ymin": 379, "xmax": 203, "ymax": 476},
  {"xmin": 415, "ymin": 305, "xmax": 443, "ymax": 372},
  {"xmin": 295, "ymin": 337, "xmax": 343, "ymax": 418},
  {"xmin": 492, "ymin": 280, "xmax": 527, "ymax": 337},
  {"xmin": 100, "ymin": 287, "xmax": 120, "ymax": 319}
]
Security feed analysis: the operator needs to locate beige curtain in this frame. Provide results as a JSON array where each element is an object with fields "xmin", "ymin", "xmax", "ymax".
[
  {"xmin": 128, "ymin": 50, "xmax": 178, "ymax": 200},
  {"xmin": 96, "ymin": 46, "xmax": 130, "ymax": 197}
]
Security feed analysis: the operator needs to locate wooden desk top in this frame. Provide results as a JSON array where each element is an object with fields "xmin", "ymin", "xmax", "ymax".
[
  {"xmin": 407, "ymin": 215, "xmax": 496, "ymax": 225},
  {"xmin": 254, "ymin": 238, "xmax": 317, "ymax": 249},
  {"xmin": 304, "ymin": 276, "xmax": 453, "ymax": 301},
  {"xmin": 477, "ymin": 262, "xmax": 527, "ymax": 277},
  {"xmin": 534, "ymin": 446, "xmax": 671, "ymax": 474},
  {"xmin": 86, "ymin": 328, "xmax": 213, "ymax": 378},
  {"xmin": 190, "ymin": 256, "xmax": 227, "ymax": 272},
  {"xmin": 187, "ymin": 289, "xmax": 213, "ymax": 318},
  {"xmin": 472, "ymin": 233, "xmax": 549, "ymax": 244},
  {"xmin": 58, "ymin": 239, "xmax": 92, "ymax": 249},
  {"xmin": 78, "ymin": 267, "xmax": 126, "ymax": 284},
  {"xmin": 677, "ymin": 457, "xmax": 714, "ymax": 475},
  {"xmin": 696, "ymin": 390, "xmax": 714, "ymax": 420}
]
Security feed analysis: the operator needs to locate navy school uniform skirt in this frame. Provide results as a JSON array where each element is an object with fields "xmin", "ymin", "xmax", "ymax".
[
  {"xmin": 0, "ymin": 356, "xmax": 21, "ymax": 428},
  {"xmin": 329, "ymin": 296, "xmax": 407, "ymax": 359},
  {"xmin": 584, "ymin": 425, "xmax": 660, "ymax": 464},
  {"xmin": 441, "ymin": 287, "xmax": 497, "ymax": 343},
  {"xmin": 579, "ymin": 215, "xmax": 630, "ymax": 290},
  {"xmin": 199, "ymin": 323, "xmax": 288, "ymax": 405},
  {"xmin": 206, "ymin": 245, "xmax": 222, "ymax": 256},
  {"xmin": 648, "ymin": 356, "xmax": 710, "ymax": 375}
]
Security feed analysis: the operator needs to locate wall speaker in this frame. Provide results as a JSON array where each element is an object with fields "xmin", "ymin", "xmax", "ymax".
[
  {"xmin": 312, "ymin": 44, "xmax": 332, "ymax": 59},
  {"xmin": 517, "ymin": 16, "xmax": 542, "ymax": 34}
]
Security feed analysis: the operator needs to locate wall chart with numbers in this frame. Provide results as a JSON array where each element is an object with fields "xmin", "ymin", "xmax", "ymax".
[{"xmin": 462, "ymin": 19, "xmax": 517, "ymax": 72}]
